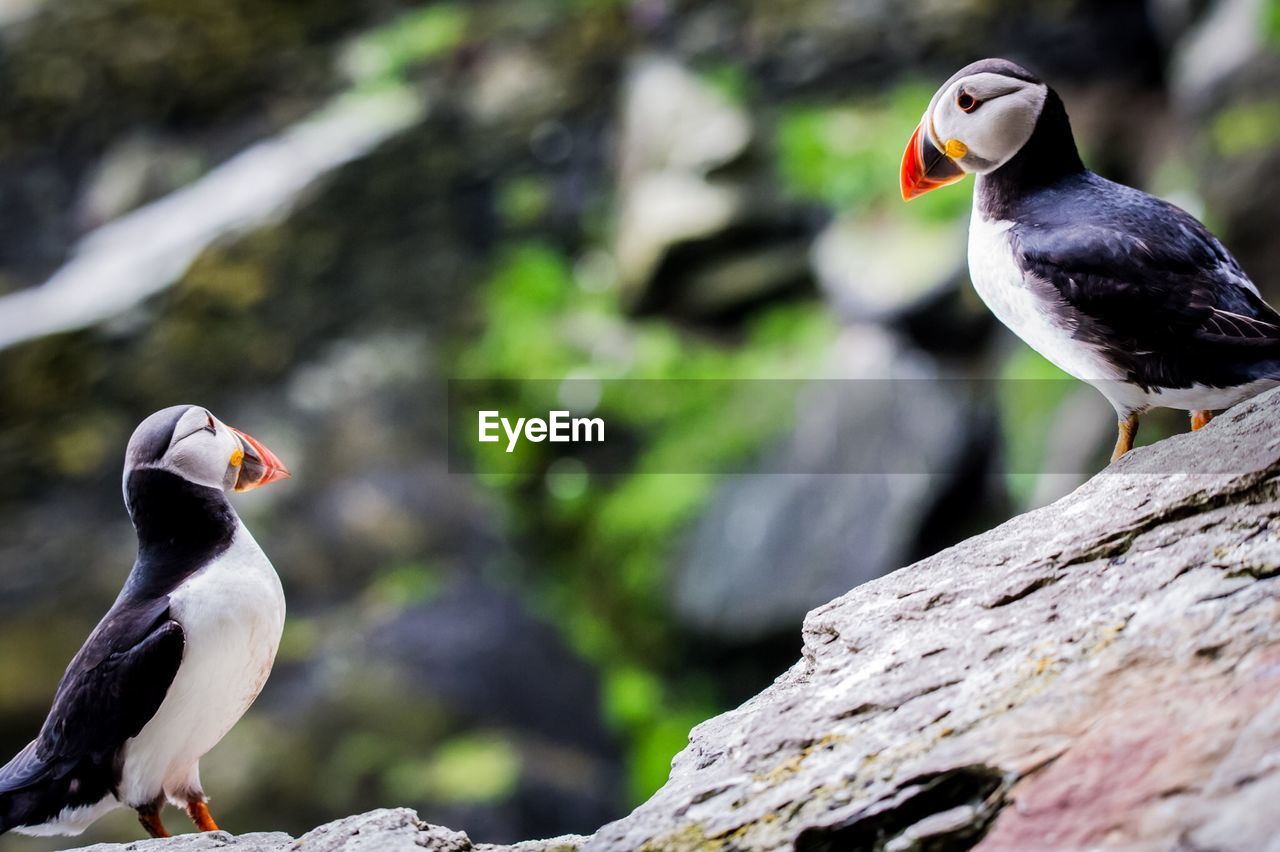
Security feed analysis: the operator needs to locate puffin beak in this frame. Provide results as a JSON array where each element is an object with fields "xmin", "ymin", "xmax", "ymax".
[
  {"xmin": 230, "ymin": 427, "xmax": 290, "ymax": 491},
  {"xmin": 900, "ymin": 120, "xmax": 966, "ymax": 201}
]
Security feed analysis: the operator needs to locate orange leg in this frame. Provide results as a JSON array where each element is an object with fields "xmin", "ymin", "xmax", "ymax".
[
  {"xmin": 1111, "ymin": 413, "xmax": 1140, "ymax": 463},
  {"xmin": 137, "ymin": 804, "xmax": 170, "ymax": 838},
  {"xmin": 1191, "ymin": 409, "xmax": 1214, "ymax": 431},
  {"xmin": 187, "ymin": 799, "xmax": 220, "ymax": 832}
]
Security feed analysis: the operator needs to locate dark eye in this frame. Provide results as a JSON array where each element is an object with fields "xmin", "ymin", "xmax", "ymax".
[
  {"xmin": 957, "ymin": 92, "xmax": 980, "ymax": 113},
  {"xmin": 206, "ymin": 414, "xmax": 216, "ymax": 433}
]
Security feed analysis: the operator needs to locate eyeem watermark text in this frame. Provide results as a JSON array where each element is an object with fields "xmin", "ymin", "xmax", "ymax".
[{"xmin": 478, "ymin": 410, "xmax": 605, "ymax": 452}]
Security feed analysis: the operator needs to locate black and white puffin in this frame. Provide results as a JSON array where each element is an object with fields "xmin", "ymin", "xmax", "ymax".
[
  {"xmin": 0, "ymin": 404, "xmax": 289, "ymax": 838},
  {"xmin": 902, "ymin": 58, "xmax": 1280, "ymax": 462}
]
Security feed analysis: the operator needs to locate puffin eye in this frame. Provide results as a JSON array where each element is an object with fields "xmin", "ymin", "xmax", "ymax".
[
  {"xmin": 206, "ymin": 414, "xmax": 216, "ymax": 433},
  {"xmin": 957, "ymin": 92, "xmax": 980, "ymax": 113}
]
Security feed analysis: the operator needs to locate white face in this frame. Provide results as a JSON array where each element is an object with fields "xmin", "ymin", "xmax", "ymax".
[
  {"xmin": 127, "ymin": 405, "xmax": 247, "ymax": 492},
  {"xmin": 122, "ymin": 405, "xmax": 290, "ymax": 514},
  {"xmin": 926, "ymin": 72, "xmax": 1048, "ymax": 174}
]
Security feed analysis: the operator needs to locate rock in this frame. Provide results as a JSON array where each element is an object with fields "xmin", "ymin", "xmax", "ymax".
[
  {"xmin": 364, "ymin": 581, "xmax": 622, "ymax": 839},
  {"xmin": 68, "ymin": 809, "xmax": 583, "ymax": 852},
  {"xmin": 1168, "ymin": 0, "xmax": 1266, "ymax": 107},
  {"xmin": 671, "ymin": 324, "xmax": 1000, "ymax": 642},
  {"xmin": 697, "ymin": 0, "xmax": 1161, "ymax": 97},
  {"xmin": 0, "ymin": 0, "xmax": 375, "ymax": 276},
  {"xmin": 465, "ymin": 48, "xmax": 564, "ymax": 127},
  {"xmin": 371, "ymin": 582, "xmax": 615, "ymax": 753},
  {"xmin": 810, "ymin": 213, "xmax": 967, "ymax": 323},
  {"xmin": 0, "ymin": 0, "xmax": 36, "ymax": 29},
  {"xmin": 612, "ymin": 56, "xmax": 817, "ymax": 317},
  {"xmin": 616, "ymin": 57, "xmax": 752, "ymax": 184},
  {"xmin": 71, "ymin": 828, "xmax": 295, "ymax": 852},
  {"xmin": 73, "ymin": 133, "xmax": 206, "ymax": 229},
  {"xmin": 297, "ymin": 809, "xmax": 473, "ymax": 852},
  {"xmin": 70, "ymin": 387, "xmax": 1280, "ymax": 850},
  {"xmin": 1167, "ymin": 6, "xmax": 1280, "ymax": 305},
  {"xmin": 0, "ymin": 87, "xmax": 425, "ymax": 350},
  {"xmin": 595, "ymin": 385, "xmax": 1280, "ymax": 850},
  {"xmin": 613, "ymin": 55, "xmax": 751, "ymax": 303},
  {"xmin": 1160, "ymin": 0, "xmax": 1280, "ymax": 306},
  {"xmin": 614, "ymin": 170, "xmax": 743, "ymax": 297}
]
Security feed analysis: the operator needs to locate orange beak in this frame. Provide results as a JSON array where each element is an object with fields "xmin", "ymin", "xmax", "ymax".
[
  {"xmin": 230, "ymin": 426, "xmax": 290, "ymax": 491},
  {"xmin": 900, "ymin": 120, "xmax": 966, "ymax": 201}
]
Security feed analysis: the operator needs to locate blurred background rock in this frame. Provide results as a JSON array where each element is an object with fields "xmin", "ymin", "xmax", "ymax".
[{"xmin": 0, "ymin": 0, "xmax": 1277, "ymax": 847}]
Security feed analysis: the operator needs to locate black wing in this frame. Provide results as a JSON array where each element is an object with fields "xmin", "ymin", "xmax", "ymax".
[
  {"xmin": 0, "ymin": 597, "xmax": 184, "ymax": 830},
  {"xmin": 1010, "ymin": 178, "xmax": 1280, "ymax": 388},
  {"xmin": 39, "ymin": 598, "xmax": 186, "ymax": 766}
]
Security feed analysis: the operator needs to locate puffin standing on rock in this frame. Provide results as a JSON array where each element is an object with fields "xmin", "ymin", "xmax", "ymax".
[
  {"xmin": 902, "ymin": 58, "xmax": 1280, "ymax": 462},
  {"xmin": 0, "ymin": 405, "xmax": 290, "ymax": 839}
]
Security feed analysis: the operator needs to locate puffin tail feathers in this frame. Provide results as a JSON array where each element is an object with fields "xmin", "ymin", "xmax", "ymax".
[
  {"xmin": 0, "ymin": 742, "xmax": 118, "ymax": 837},
  {"xmin": 0, "ymin": 741, "xmax": 58, "ymax": 835}
]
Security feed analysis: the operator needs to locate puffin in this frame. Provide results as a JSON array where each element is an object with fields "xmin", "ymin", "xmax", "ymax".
[
  {"xmin": 901, "ymin": 58, "xmax": 1280, "ymax": 462},
  {"xmin": 0, "ymin": 404, "xmax": 289, "ymax": 839}
]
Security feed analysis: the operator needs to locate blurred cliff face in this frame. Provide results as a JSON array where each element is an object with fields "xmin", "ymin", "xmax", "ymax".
[{"xmin": 0, "ymin": 0, "xmax": 1277, "ymax": 847}]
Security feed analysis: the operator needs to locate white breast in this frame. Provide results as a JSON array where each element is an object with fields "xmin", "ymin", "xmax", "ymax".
[
  {"xmin": 967, "ymin": 208, "xmax": 1141, "ymax": 405},
  {"xmin": 968, "ymin": 207, "xmax": 1280, "ymax": 414},
  {"xmin": 118, "ymin": 522, "xmax": 285, "ymax": 808}
]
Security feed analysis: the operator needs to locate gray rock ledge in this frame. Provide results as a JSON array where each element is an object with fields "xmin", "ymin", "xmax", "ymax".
[{"xmin": 73, "ymin": 387, "xmax": 1280, "ymax": 850}]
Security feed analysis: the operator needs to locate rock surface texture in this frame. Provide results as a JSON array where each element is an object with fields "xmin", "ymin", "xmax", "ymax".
[{"xmin": 71, "ymin": 388, "xmax": 1280, "ymax": 849}]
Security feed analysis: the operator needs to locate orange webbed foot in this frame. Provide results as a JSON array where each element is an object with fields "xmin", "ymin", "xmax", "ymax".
[
  {"xmin": 1191, "ymin": 409, "xmax": 1214, "ymax": 431},
  {"xmin": 137, "ymin": 805, "xmax": 170, "ymax": 838},
  {"xmin": 187, "ymin": 799, "xmax": 220, "ymax": 832},
  {"xmin": 1111, "ymin": 413, "xmax": 1141, "ymax": 463}
]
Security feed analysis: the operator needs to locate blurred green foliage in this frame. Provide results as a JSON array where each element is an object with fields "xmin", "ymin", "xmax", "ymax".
[
  {"xmin": 344, "ymin": 3, "xmax": 469, "ymax": 87},
  {"xmin": 997, "ymin": 348, "xmax": 1076, "ymax": 506},
  {"xmin": 697, "ymin": 64, "xmax": 751, "ymax": 107},
  {"xmin": 774, "ymin": 83, "xmax": 973, "ymax": 221},
  {"xmin": 457, "ymin": 242, "xmax": 835, "ymax": 801},
  {"xmin": 1267, "ymin": 0, "xmax": 1280, "ymax": 42},
  {"xmin": 445, "ymin": 56, "xmax": 976, "ymax": 807},
  {"xmin": 1209, "ymin": 100, "xmax": 1280, "ymax": 159},
  {"xmin": 365, "ymin": 562, "xmax": 448, "ymax": 609},
  {"xmin": 387, "ymin": 734, "xmax": 522, "ymax": 805}
]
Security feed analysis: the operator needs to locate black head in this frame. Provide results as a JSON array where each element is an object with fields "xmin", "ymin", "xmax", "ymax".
[{"xmin": 940, "ymin": 58, "xmax": 1044, "ymax": 88}]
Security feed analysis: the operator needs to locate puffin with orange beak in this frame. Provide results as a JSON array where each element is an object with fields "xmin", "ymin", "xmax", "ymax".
[
  {"xmin": 903, "ymin": 58, "xmax": 1280, "ymax": 462},
  {"xmin": 0, "ymin": 405, "xmax": 289, "ymax": 838}
]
